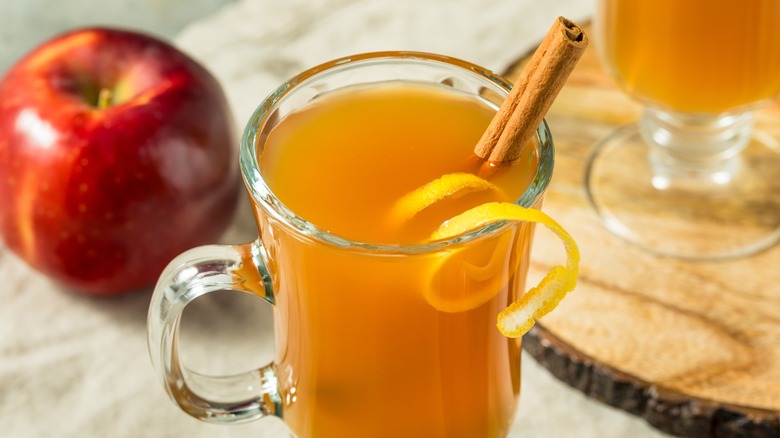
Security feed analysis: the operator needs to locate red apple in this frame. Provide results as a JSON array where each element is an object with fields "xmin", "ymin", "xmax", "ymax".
[{"xmin": 0, "ymin": 27, "xmax": 240, "ymax": 295}]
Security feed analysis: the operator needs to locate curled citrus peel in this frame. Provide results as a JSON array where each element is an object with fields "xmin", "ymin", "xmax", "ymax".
[
  {"xmin": 389, "ymin": 172, "xmax": 507, "ymax": 224},
  {"xmin": 432, "ymin": 202, "xmax": 579, "ymax": 337},
  {"xmin": 426, "ymin": 232, "xmax": 514, "ymax": 313},
  {"xmin": 394, "ymin": 173, "xmax": 580, "ymax": 338}
]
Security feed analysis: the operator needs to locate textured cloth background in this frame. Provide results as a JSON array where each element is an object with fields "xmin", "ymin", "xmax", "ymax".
[{"xmin": 0, "ymin": 0, "xmax": 672, "ymax": 436}]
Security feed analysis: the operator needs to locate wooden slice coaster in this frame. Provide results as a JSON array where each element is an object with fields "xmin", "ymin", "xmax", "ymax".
[{"xmin": 507, "ymin": 26, "xmax": 780, "ymax": 438}]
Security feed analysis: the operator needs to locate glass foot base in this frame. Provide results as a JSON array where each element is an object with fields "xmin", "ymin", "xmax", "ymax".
[{"xmin": 584, "ymin": 124, "xmax": 780, "ymax": 260}]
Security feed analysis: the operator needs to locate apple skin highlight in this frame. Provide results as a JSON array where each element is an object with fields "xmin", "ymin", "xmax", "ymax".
[{"xmin": 0, "ymin": 28, "xmax": 240, "ymax": 295}]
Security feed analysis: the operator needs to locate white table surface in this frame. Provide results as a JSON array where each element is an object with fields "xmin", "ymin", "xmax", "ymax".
[{"xmin": 0, "ymin": 0, "xmax": 675, "ymax": 436}]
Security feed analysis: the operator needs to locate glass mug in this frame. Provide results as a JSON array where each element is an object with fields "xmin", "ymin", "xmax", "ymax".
[
  {"xmin": 585, "ymin": 0, "xmax": 780, "ymax": 259},
  {"xmin": 147, "ymin": 52, "xmax": 554, "ymax": 438}
]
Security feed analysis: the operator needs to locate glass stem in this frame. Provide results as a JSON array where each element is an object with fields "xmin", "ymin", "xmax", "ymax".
[{"xmin": 639, "ymin": 108, "xmax": 754, "ymax": 182}]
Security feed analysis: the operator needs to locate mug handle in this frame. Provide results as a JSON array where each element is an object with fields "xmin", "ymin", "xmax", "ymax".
[{"xmin": 147, "ymin": 238, "xmax": 281, "ymax": 424}]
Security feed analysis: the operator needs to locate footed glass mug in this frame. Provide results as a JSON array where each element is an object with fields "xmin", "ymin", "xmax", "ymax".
[
  {"xmin": 586, "ymin": 0, "xmax": 780, "ymax": 259},
  {"xmin": 147, "ymin": 52, "xmax": 554, "ymax": 438}
]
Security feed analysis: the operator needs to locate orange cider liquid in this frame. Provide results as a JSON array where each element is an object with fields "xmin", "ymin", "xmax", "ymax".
[
  {"xmin": 256, "ymin": 83, "xmax": 539, "ymax": 437},
  {"xmin": 598, "ymin": 0, "xmax": 780, "ymax": 113}
]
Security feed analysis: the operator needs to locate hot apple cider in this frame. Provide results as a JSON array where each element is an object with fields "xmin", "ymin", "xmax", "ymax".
[
  {"xmin": 256, "ymin": 83, "xmax": 538, "ymax": 438},
  {"xmin": 598, "ymin": 0, "xmax": 780, "ymax": 113},
  {"xmin": 260, "ymin": 83, "xmax": 539, "ymax": 244}
]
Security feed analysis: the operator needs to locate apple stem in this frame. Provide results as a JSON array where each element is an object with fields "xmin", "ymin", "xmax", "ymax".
[{"xmin": 97, "ymin": 88, "xmax": 113, "ymax": 109}]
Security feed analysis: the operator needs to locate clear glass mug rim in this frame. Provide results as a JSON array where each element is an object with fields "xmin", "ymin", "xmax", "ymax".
[{"xmin": 239, "ymin": 51, "xmax": 555, "ymax": 254}]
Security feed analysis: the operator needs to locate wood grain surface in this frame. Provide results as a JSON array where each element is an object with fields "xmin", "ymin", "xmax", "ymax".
[{"xmin": 508, "ymin": 27, "xmax": 780, "ymax": 438}]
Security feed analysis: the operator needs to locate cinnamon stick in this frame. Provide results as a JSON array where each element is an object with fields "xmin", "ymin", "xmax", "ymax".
[{"xmin": 474, "ymin": 17, "xmax": 588, "ymax": 163}]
